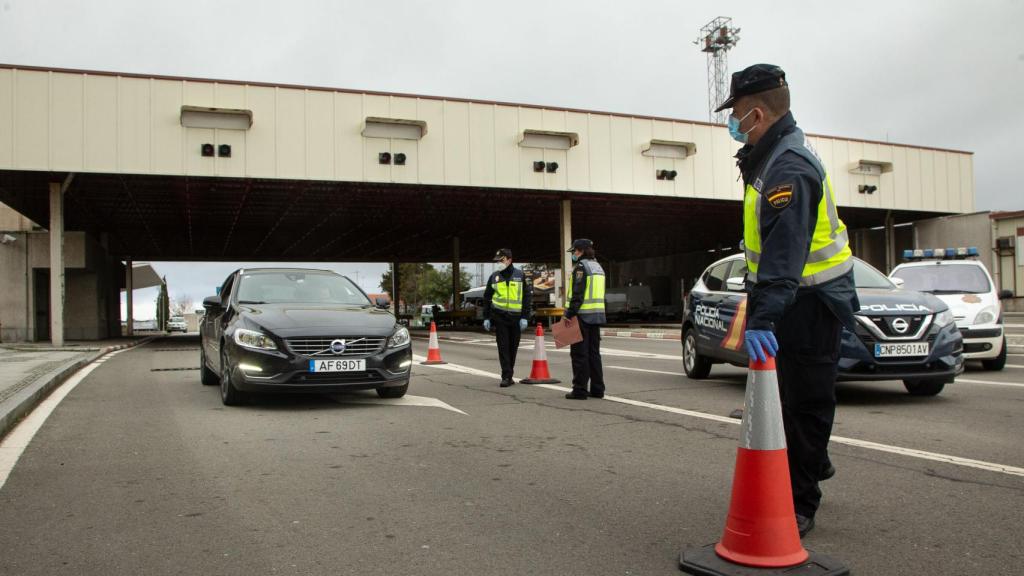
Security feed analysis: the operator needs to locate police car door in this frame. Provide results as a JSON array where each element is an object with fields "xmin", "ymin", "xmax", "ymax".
[
  {"xmin": 692, "ymin": 259, "xmax": 734, "ymax": 356},
  {"xmin": 719, "ymin": 258, "xmax": 751, "ymax": 365}
]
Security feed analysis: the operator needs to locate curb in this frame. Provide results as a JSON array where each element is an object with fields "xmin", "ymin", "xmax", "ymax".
[
  {"xmin": 0, "ymin": 337, "xmax": 157, "ymax": 441},
  {"xmin": 601, "ymin": 330, "xmax": 681, "ymax": 340}
]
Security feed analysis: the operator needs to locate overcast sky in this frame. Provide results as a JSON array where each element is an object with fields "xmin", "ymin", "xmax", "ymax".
[{"xmin": 3, "ymin": 0, "xmax": 1022, "ymax": 317}]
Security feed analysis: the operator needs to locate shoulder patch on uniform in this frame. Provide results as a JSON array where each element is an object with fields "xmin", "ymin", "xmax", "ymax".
[
  {"xmin": 575, "ymin": 270, "xmax": 584, "ymax": 280},
  {"xmin": 766, "ymin": 184, "xmax": 793, "ymax": 209}
]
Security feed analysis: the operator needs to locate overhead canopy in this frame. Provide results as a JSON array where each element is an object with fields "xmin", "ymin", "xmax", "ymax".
[
  {"xmin": 0, "ymin": 170, "xmax": 939, "ymax": 264},
  {"xmin": 128, "ymin": 263, "xmax": 164, "ymax": 290}
]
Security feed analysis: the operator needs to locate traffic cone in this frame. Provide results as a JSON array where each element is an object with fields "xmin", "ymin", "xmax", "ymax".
[
  {"xmin": 680, "ymin": 357, "xmax": 849, "ymax": 575},
  {"xmin": 521, "ymin": 323, "xmax": 560, "ymax": 384},
  {"xmin": 420, "ymin": 321, "xmax": 447, "ymax": 365}
]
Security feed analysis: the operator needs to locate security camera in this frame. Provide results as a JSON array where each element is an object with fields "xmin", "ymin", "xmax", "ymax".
[{"xmin": 0, "ymin": 234, "xmax": 16, "ymax": 245}]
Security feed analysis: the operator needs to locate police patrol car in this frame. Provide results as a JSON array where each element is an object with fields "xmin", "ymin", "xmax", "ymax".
[
  {"xmin": 890, "ymin": 247, "xmax": 1011, "ymax": 371},
  {"xmin": 682, "ymin": 254, "xmax": 963, "ymax": 396}
]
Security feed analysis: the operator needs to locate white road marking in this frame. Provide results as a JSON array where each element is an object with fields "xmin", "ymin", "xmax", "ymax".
[
  {"xmin": 607, "ymin": 365, "xmax": 685, "ymax": 377},
  {"xmin": 955, "ymin": 378, "xmax": 1024, "ymax": 389},
  {"xmin": 331, "ymin": 394, "xmax": 467, "ymax": 415},
  {"xmin": 1002, "ymin": 364, "xmax": 1024, "ymax": 369},
  {"xmin": 0, "ymin": 348, "xmax": 131, "ymax": 491},
  {"xmin": 418, "ymin": 356, "xmax": 1024, "ymax": 478}
]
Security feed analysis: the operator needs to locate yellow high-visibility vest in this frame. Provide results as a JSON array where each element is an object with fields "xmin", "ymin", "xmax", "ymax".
[
  {"xmin": 490, "ymin": 269, "xmax": 525, "ymax": 314},
  {"xmin": 567, "ymin": 259, "xmax": 606, "ymax": 317},
  {"xmin": 744, "ymin": 128, "xmax": 852, "ymax": 286}
]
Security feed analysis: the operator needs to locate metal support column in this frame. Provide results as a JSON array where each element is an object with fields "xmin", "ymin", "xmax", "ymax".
[
  {"xmin": 126, "ymin": 258, "xmax": 134, "ymax": 337},
  {"xmin": 451, "ymin": 236, "xmax": 461, "ymax": 310},
  {"xmin": 559, "ymin": 198, "xmax": 572, "ymax": 308},
  {"xmin": 49, "ymin": 181, "xmax": 65, "ymax": 347},
  {"xmin": 884, "ymin": 210, "xmax": 895, "ymax": 273}
]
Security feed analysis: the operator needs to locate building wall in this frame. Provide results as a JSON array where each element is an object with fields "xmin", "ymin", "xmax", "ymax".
[
  {"xmin": 0, "ymin": 226, "xmax": 119, "ymax": 342},
  {"xmin": 0, "ymin": 66, "xmax": 974, "ymax": 213},
  {"xmin": 913, "ymin": 212, "xmax": 995, "ymax": 272},
  {"xmin": 993, "ymin": 216, "xmax": 1024, "ymax": 305}
]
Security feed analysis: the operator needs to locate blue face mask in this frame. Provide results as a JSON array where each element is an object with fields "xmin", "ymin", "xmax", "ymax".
[
  {"xmin": 728, "ymin": 109, "xmax": 757, "ymax": 144},
  {"xmin": 571, "ymin": 254, "xmax": 580, "ymax": 263}
]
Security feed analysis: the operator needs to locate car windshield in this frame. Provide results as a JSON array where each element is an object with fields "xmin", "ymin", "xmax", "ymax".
[
  {"xmin": 852, "ymin": 259, "xmax": 894, "ymax": 289},
  {"xmin": 170, "ymin": 317, "xmax": 184, "ymax": 322},
  {"xmin": 891, "ymin": 264, "xmax": 991, "ymax": 294},
  {"xmin": 236, "ymin": 271, "xmax": 369, "ymax": 305}
]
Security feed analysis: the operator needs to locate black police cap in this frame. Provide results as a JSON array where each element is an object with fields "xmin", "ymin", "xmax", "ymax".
[
  {"xmin": 567, "ymin": 239, "xmax": 593, "ymax": 252},
  {"xmin": 714, "ymin": 64, "xmax": 788, "ymax": 112},
  {"xmin": 492, "ymin": 248, "xmax": 513, "ymax": 261}
]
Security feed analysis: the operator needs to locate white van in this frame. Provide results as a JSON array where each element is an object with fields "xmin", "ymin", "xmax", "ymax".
[{"xmin": 890, "ymin": 248, "xmax": 1013, "ymax": 370}]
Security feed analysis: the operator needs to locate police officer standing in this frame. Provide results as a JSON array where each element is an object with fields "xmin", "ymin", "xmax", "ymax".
[
  {"xmin": 716, "ymin": 64, "xmax": 859, "ymax": 537},
  {"xmin": 563, "ymin": 239, "xmax": 607, "ymax": 400},
  {"xmin": 482, "ymin": 248, "xmax": 532, "ymax": 387}
]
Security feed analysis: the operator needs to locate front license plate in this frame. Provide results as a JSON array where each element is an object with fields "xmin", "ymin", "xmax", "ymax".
[
  {"xmin": 874, "ymin": 342, "xmax": 929, "ymax": 358},
  {"xmin": 309, "ymin": 359, "xmax": 366, "ymax": 372}
]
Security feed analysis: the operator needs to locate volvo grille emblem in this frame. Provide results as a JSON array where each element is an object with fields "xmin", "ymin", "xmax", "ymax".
[
  {"xmin": 891, "ymin": 318, "xmax": 910, "ymax": 334},
  {"xmin": 330, "ymin": 339, "xmax": 347, "ymax": 355}
]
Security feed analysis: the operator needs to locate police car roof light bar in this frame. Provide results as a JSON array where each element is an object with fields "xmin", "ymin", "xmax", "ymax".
[{"xmin": 902, "ymin": 246, "xmax": 981, "ymax": 261}]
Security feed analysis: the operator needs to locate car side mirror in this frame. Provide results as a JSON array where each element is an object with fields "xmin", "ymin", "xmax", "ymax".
[
  {"xmin": 891, "ymin": 277, "xmax": 905, "ymax": 289},
  {"xmin": 375, "ymin": 297, "xmax": 390, "ymax": 309},
  {"xmin": 998, "ymin": 289, "xmax": 1014, "ymax": 300},
  {"xmin": 202, "ymin": 295, "xmax": 224, "ymax": 310},
  {"xmin": 725, "ymin": 277, "xmax": 746, "ymax": 292}
]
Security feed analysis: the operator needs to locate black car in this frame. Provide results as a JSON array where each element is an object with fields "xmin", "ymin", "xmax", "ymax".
[
  {"xmin": 200, "ymin": 268, "xmax": 412, "ymax": 406},
  {"xmin": 682, "ymin": 255, "xmax": 964, "ymax": 396}
]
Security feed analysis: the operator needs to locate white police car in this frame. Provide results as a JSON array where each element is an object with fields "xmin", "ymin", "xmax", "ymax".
[
  {"xmin": 890, "ymin": 248, "xmax": 1013, "ymax": 371},
  {"xmin": 682, "ymin": 254, "xmax": 963, "ymax": 395}
]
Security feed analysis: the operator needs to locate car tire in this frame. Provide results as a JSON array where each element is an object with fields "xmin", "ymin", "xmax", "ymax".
[
  {"xmin": 376, "ymin": 381, "xmax": 409, "ymax": 398},
  {"xmin": 220, "ymin": 349, "xmax": 250, "ymax": 406},
  {"xmin": 200, "ymin": 346, "xmax": 219, "ymax": 386},
  {"xmin": 903, "ymin": 379, "xmax": 946, "ymax": 396},
  {"xmin": 683, "ymin": 327, "xmax": 712, "ymax": 379},
  {"xmin": 982, "ymin": 337, "xmax": 1007, "ymax": 371}
]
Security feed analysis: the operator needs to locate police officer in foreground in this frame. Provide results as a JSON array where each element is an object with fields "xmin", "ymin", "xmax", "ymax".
[
  {"xmin": 482, "ymin": 248, "xmax": 532, "ymax": 387},
  {"xmin": 563, "ymin": 239, "xmax": 607, "ymax": 400},
  {"xmin": 716, "ymin": 64, "xmax": 859, "ymax": 537}
]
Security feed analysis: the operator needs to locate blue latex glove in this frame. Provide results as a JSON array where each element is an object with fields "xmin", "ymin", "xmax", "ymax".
[
  {"xmin": 744, "ymin": 330, "xmax": 779, "ymax": 363},
  {"xmin": 519, "ymin": 319, "xmax": 528, "ymax": 331},
  {"xmin": 483, "ymin": 319, "xmax": 491, "ymax": 332}
]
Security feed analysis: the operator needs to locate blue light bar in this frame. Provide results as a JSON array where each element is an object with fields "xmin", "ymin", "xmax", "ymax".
[
  {"xmin": 932, "ymin": 248, "xmax": 945, "ymax": 258},
  {"xmin": 902, "ymin": 250, "xmax": 914, "ymax": 259},
  {"xmin": 945, "ymin": 248, "xmax": 955, "ymax": 258},
  {"xmin": 967, "ymin": 247, "xmax": 979, "ymax": 256},
  {"xmin": 923, "ymin": 249, "xmax": 934, "ymax": 258}
]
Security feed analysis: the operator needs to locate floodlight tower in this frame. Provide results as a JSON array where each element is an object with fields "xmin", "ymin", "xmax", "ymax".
[{"xmin": 695, "ymin": 17, "xmax": 741, "ymax": 124}]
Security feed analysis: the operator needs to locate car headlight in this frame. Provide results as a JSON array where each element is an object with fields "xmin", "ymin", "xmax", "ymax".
[
  {"xmin": 933, "ymin": 310, "xmax": 954, "ymax": 328},
  {"xmin": 974, "ymin": 306, "xmax": 997, "ymax": 326},
  {"xmin": 388, "ymin": 326, "xmax": 410, "ymax": 348},
  {"xmin": 233, "ymin": 328, "xmax": 278, "ymax": 351}
]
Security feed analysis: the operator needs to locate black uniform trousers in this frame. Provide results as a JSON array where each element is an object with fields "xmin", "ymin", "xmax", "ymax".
[
  {"xmin": 570, "ymin": 321, "xmax": 605, "ymax": 396},
  {"xmin": 493, "ymin": 313, "xmax": 522, "ymax": 380},
  {"xmin": 775, "ymin": 291, "xmax": 842, "ymax": 519}
]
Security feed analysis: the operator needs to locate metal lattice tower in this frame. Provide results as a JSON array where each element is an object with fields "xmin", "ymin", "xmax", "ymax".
[{"xmin": 695, "ymin": 17, "xmax": 741, "ymax": 124}]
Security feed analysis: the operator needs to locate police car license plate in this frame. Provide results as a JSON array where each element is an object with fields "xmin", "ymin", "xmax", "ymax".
[
  {"xmin": 874, "ymin": 342, "xmax": 929, "ymax": 358},
  {"xmin": 309, "ymin": 359, "xmax": 365, "ymax": 372}
]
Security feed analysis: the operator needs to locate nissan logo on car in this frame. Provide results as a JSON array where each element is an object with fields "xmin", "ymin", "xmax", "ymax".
[
  {"xmin": 891, "ymin": 318, "xmax": 910, "ymax": 334},
  {"xmin": 330, "ymin": 339, "xmax": 347, "ymax": 355}
]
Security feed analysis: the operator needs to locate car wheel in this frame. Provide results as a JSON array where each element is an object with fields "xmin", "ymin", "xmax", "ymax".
[
  {"xmin": 376, "ymin": 381, "xmax": 409, "ymax": 398},
  {"xmin": 903, "ymin": 379, "xmax": 946, "ymax": 396},
  {"xmin": 683, "ymin": 327, "xmax": 712, "ymax": 379},
  {"xmin": 220, "ymin": 349, "xmax": 250, "ymax": 406},
  {"xmin": 981, "ymin": 337, "xmax": 1007, "ymax": 371},
  {"xmin": 200, "ymin": 345, "xmax": 219, "ymax": 386}
]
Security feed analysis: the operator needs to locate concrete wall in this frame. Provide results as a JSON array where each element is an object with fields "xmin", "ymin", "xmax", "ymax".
[
  {"xmin": 993, "ymin": 215, "xmax": 1024, "ymax": 310},
  {"xmin": 0, "ymin": 225, "xmax": 120, "ymax": 342},
  {"xmin": 913, "ymin": 212, "xmax": 995, "ymax": 272},
  {"xmin": 0, "ymin": 66, "xmax": 975, "ymax": 213}
]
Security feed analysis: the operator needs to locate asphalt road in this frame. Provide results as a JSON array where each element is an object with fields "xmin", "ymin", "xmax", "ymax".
[{"xmin": 0, "ymin": 333, "xmax": 1021, "ymax": 575}]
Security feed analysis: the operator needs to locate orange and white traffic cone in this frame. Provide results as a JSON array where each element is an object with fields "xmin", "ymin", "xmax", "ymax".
[
  {"xmin": 420, "ymin": 321, "xmax": 447, "ymax": 365},
  {"xmin": 680, "ymin": 357, "xmax": 849, "ymax": 575},
  {"xmin": 521, "ymin": 323, "xmax": 560, "ymax": 384}
]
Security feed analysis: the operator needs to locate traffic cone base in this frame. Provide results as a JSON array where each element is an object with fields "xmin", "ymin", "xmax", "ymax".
[
  {"xmin": 420, "ymin": 321, "xmax": 447, "ymax": 365},
  {"xmin": 680, "ymin": 544, "xmax": 850, "ymax": 576},
  {"xmin": 521, "ymin": 323, "xmax": 560, "ymax": 384}
]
